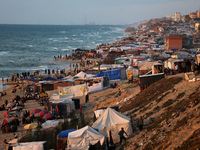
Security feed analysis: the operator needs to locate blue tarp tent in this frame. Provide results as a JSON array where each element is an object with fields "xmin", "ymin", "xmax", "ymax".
[
  {"xmin": 20, "ymin": 79, "xmax": 35, "ymax": 82},
  {"xmin": 95, "ymin": 69, "xmax": 121, "ymax": 80},
  {"xmin": 58, "ymin": 129, "xmax": 76, "ymax": 138},
  {"xmin": 43, "ymin": 76, "xmax": 57, "ymax": 81}
]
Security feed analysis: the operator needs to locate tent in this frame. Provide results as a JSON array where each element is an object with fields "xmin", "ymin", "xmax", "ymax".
[
  {"xmin": 92, "ymin": 108, "xmax": 133, "ymax": 143},
  {"xmin": 12, "ymin": 141, "xmax": 48, "ymax": 150},
  {"xmin": 50, "ymin": 94, "xmax": 74, "ymax": 101},
  {"xmin": 43, "ymin": 76, "xmax": 57, "ymax": 81},
  {"xmin": 51, "ymin": 99, "xmax": 75, "ymax": 114},
  {"xmin": 41, "ymin": 119, "xmax": 64, "ymax": 129},
  {"xmin": 67, "ymin": 125, "xmax": 106, "ymax": 150},
  {"xmin": 126, "ymin": 66, "xmax": 138, "ymax": 80},
  {"xmin": 74, "ymin": 71, "xmax": 96, "ymax": 79},
  {"xmin": 57, "ymin": 129, "xmax": 77, "ymax": 150},
  {"xmin": 58, "ymin": 129, "xmax": 77, "ymax": 138}
]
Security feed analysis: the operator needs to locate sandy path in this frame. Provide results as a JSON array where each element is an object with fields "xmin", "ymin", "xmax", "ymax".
[{"xmin": 0, "ymin": 80, "xmax": 45, "ymax": 150}]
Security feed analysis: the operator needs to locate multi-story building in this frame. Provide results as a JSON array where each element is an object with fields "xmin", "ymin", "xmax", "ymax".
[
  {"xmin": 175, "ymin": 12, "xmax": 181, "ymax": 22},
  {"xmin": 164, "ymin": 35, "xmax": 190, "ymax": 50},
  {"xmin": 190, "ymin": 12, "xmax": 197, "ymax": 19}
]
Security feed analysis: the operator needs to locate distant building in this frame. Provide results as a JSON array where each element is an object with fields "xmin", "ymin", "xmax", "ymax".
[
  {"xmin": 175, "ymin": 12, "xmax": 181, "ymax": 22},
  {"xmin": 197, "ymin": 11, "xmax": 200, "ymax": 18},
  {"xmin": 190, "ymin": 12, "xmax": 197, "ymax": 19},
  {"xmin": 171, "ymin": 12, "xmax": 181, "ymax": 22},
  {"xmin": 182, "ymin": 15, "xmax": 190, "ymax": 22},
  {"xmin": 195, "ymin": 23, "xmax": 200, "ymax": 32},
  {"xmin": 164, "ymin": 35, "xmax": 191, "ymax": 50}
]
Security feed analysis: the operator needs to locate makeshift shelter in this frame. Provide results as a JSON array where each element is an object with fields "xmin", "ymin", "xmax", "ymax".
[
  {"xmin": 57, "ymin": 129, "xmax": 76, "ymax": 150},
  {"xmin": 74, "ymin": 71, "xmax": 96, "ymax": 79},
  {"xmin": 94, "ymin": 68, "xmax": 126, "ymax": 80},
  {"xmin": 93, "ymin": 106, "xmax": 119, "ymax": 122},
  {"xmin": 43, "ymin": 76, "xmax": 57, "ymax": 81},
  {"xmin": 41, "ymin": 119, "xmax": 64, "ymax": 129},
  {"xmin": 12, "ymin": 141, "xmax": 48, "ymax": 150},
  {"xmin": 58, "ymin": 83, "xmax": 88, "ymax": 97},
  {"xmin": 67, "ymin": 125, "xmax": 106, "ymax": 150},
  {"xmin": 195, "ymin": 54, "xmax": 200, "ymax": 65},
  {"xmin": 138, "ymin": 61, "xmax": 158, "ymax": 75},
  {"xmin": 126, "ymin": 66, "xmax": 138, "ymax": 80},
  {"xmin": 164, "ymin": 58, "xmax": 184, "ymax": 70},
  {"xmin": 92, "ymin": 108, "xmax": 133, "ymax": 143},
  {"xmin": 50, "ymin": 99, "xmax": 75, "ymax": 115},
  {"xmin": 50, "ymin": 94, "xmax": 74, "ymax": 101},
  {"xmin": 54, "ymin": 81, "xmax": 74, "ymax": 90}
]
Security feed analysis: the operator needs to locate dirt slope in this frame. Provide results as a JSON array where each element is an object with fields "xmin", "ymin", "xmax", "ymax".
[{"xmin": 120, "ymin": 74, "xmax": 200, "ymax": 150}]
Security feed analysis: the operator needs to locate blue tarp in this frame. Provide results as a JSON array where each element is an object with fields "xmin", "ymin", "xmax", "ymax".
[
  {"xmin": 58, "ymin": 129, "xmax": 76, "ymax": 138},
  {"xmin": 43, "ymin": 76, "xmax": 57, "ymax": 81},
  {"xmin": 20, "ymin": 79, "xmax": 35, "ymax": 82},
  {"xmin": 94, "ymin": 69, "xmax": 121, "ymax": 80}
]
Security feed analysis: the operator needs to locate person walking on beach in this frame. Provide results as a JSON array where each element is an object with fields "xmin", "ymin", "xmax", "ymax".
[
  {"xmin": 138, "ymin": 116, "xmax": 144, "ymax": 131},
  {"xmin": 118, "ymin": 127, "xmax": 127, "ymax": 145}
]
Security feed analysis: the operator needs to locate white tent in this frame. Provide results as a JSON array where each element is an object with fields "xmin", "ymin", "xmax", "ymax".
[
  {"xmin": 74, "ymin": 71, "xmax": 96, "ymax": 79},
  {"xmin": 67, "ymin": 125, "xmax": 105, "ymax": 150},
  {"xmin": 50, "ymin": 94, "xmax": 74, "ymax": 101},
  {"xmin": 92, "ymin": 108, "xmax": 133, "ymax": 143},
  {"xmin": 13, "ymin": 141, "xmax": 47, "ymax": 150},
  {"xmin": 41, "ymin": 119, "xmax": 64, "ymax": 129}
]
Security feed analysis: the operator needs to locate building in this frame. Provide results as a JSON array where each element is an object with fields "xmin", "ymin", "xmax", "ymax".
[
  {"xmin": 164, "ymin": 35, "xmax": 190, "ymax": 50},
  {"xmin": 175, "ymin": 12, "xmax": 181, "ymax": 22},
  {"xmin": 195, "ymin": 23, "xmax": 200, "ymax": 32},
  {"xmin": 190, "ymin": 12, "xmax": 197, "ymax": 19}
]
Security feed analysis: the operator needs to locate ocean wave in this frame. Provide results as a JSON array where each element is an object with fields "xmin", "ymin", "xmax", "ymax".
[
  {"xmin": 0, "ymin": 51, "xmax": 8, "ymax": 55},
  {"xmin": 60, "ymin": 31, "xmax": 66, "ymax": 33},
  {"xmin": 27, "ymin": 45, "xmax": 34, "ymax": 47},
  {"xmin": 61, "ymin": 49, "xmax": 69, "ymax": 51}
]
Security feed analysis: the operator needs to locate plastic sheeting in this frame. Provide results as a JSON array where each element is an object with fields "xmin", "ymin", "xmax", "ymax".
[
  {"xmin": 92, "ymin": 108, "xmax": 133, "ymax": 143},
  {"xmin": 67, "ymin": 125, "xmax": 105, "ymax": 150},
  {"xmin": 94, "ymin": 69, "xmax": 121, "ymax": 80},
  {"xmin": 13, "ymin": 141, "xmax": 47, "ymax": 150},
  {"xmin": 58, "ymin": 83, "xmax": 88, "ymax": 97},
  {"xmin": 58, "ymin": 129, "xmax": 76, "ymax": 138},
  {"xmin": 41, "ymin": 119, "xmax": 64, "ymax": 129}
]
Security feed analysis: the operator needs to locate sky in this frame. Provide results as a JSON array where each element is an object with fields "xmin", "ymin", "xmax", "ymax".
[{"xmin": 0, "ymin": 0, "xmax": 199, "ymax": 25}]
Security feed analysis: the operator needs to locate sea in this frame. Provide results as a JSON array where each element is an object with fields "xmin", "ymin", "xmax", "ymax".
[{"xmin": 0, "ymin": 24, "xmax": 128, "ymax": 91}]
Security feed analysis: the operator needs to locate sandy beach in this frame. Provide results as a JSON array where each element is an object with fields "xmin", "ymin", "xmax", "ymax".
[{"xmin": 0, "ymin": 73, "xmax": 141, "ymax": 150}]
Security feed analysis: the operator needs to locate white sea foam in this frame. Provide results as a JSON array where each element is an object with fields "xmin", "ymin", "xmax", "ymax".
[
  {"xmin": 61, "ymin": 49, "xmax": 69, "ymax": 51},
  {"xmin": 0, "ymin": 51, "xmax": 8, "ymax": 56},
  {"xmin": 27, "ymin": 45, "xmax": 33, "ymax": 47}
]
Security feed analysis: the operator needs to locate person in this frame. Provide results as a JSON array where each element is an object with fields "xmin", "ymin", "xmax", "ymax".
[
  {"xmin": 85, "ymin": 93, "xmax": 89, "ymax": 103},
  {"xmin": 175, "ymin": 63, "xmax": 178, "ymax": 74},
  {"xmin": 5, "ymin": 99, "xmax": 8, "ymax": 106},
  {"xmin": 138, "ymin": 116, "xmax": 144, "ymax": 131},
  {"xmin": 118, "ymin": 127, "xmax": 127, "ymax": 144},
  {"xmin": 118, "ymin": 88, "xmax": 121, "ymax": 97},
  {"xmin": 79, "ymin": 106, "xmax": 82, "ymax": 116},
  {"xmin": 14, "ymin": 133, "xmax": 18, "ymax": 138}
]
